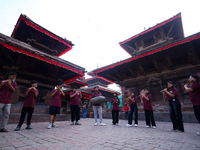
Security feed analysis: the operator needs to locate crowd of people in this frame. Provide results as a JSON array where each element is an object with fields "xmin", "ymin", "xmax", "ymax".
[{"xmin": 0, "ymin": 72, "xmax": 199, "ymax": 136}]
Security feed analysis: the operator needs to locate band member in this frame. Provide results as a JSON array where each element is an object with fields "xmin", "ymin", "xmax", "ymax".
[
  {"xmin": 48, "ymin": 82, "xmax": 65, "ymax": 129},
  {"xmin": 14, "ymin": 80, "xmax": 38, "ymax": 131},
  {"xmin": 70, "ymin": 87, "xmax": 82, "ymax": 125},
  {"xmin": 140, "ymin": 89, "xmax": 156, "ymax": 128},
  {"xmin": 0, "ymin": 72, "xmax": 17, "ymax": 132},
  {"xmin": 111, "ymin": 92, "xmax": 120, "ymax": 125},
  {"xmin": 184, "ymin": 74, "xmax": 200, "ymax": 135},
  {"xmin": 126, "ymin": 91, "xmax": 138, "ymax": 127},
  {"xmin": 91, "ymin": 86, "xmax": 106, "ymax": 126},
  {"xmin": 161, "ymin": 81, "xmax": 184, "ymax": 132}
]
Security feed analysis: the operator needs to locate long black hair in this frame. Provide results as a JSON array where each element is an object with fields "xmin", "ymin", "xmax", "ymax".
[
  {"xmin": 113, "ymin": 92, "xmax": 119, "ymax": 99},
  {"xmin": 191, "ymin": 74, "xmax": 200, "ymax": 83},
  {"xmin": 166, "ymin": 81, "xmax": 175, "ymax": 91}
]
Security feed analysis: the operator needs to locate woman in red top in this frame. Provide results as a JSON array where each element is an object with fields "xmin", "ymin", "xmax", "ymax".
[
  {"xmin": 111, "ymin": 93, "xmax": 120, "ymax": 125},
  {"xmin": 161, "ymin": 81, "xmax": 184, "ymax": 132},
  {"xmin": 14, "ymin": 80, "xmax": 38, "ymax": 131},
  {"xmin": 140, "ymin": 88, "xmax": 156, "ymax": 128},
  {"xmin": 184, "ymin": 74, "xmax": 200, "ymax": 135}
]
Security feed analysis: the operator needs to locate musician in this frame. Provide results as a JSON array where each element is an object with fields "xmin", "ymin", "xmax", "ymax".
[
  {"xmin": 161, "ymin": 81, "xmax": 184, "ymax": 132},
  {"xmin": 91, "ymin": 86, "xmax": 106, "ymax": 126},
  {"xmin": 184, "ymin": 74, "xmax": 200, "ymax": 136},
  {"xmin": 14, "ymin": 80, "xmax": 39, "ymax": 131},
  {"xmin": 48, "ymin": 82, "xmax": 65, "ymax": 129},
  {"xmin": 126, "ymin": 91, "xmax": 138, "ymax": 127},
  {"xmin": 0, "ymin": 72, "xmax": 17, "ymax": 132},
  {"xmin": 111, "ymin": 92, "xmax": 120, "ymax": 125},
  {"xmin": 140, "ymin": 89, "xmax": 156, "ymax": 129},
  {"xmin": 70, "ymin": 86, "xmax": 82, "ymax": 125}
]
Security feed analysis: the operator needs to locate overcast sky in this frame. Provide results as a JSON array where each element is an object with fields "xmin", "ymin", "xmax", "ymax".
[{"xmin": 0, "ymin": 0, "xmax": 200, "ymax": 91}]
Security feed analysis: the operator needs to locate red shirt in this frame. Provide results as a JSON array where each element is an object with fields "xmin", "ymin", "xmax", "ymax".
[
  {"xmin": 124, "ymin": 106, "xmax": 129, "ymax": 111},
  {"xmin": 129, "ymin": 96, "xmax": 137, "ymax": 105},
  {"xmin": 91, "ymin": 92, "xmax": 102, "ymax": 106},
  {"xmin": 166, "ymin": 88, "xmax": 179, "ymax": 100},
  {"xmin": 23, "ymin": 88, "xmax": 39, "ymax": 108},
  {"xmin": 111, "ymin": 98, "xmax": 120, "ymax": 110},
  {"xmin": 50, "ymin": 89, "xmax": 63, "ymax": 107},
  {"xmin": 70, "ymin": 92, "xmax": 80, "ymax": 105},
  {"xmin": 143, "ymin": 94, "xmax": 153, "ymax": 110},
  {"xmin": 0, "ymin": 80, "xmax": 17, "ymax": 104},
  {"xmin": 190, "ymin": 82, "xmax": 200, "ymax": 106}
]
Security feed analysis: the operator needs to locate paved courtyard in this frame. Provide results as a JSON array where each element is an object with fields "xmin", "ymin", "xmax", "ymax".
[{"xmin": 0, "ymin": 118, "xmax": 199, "ymax": 150}]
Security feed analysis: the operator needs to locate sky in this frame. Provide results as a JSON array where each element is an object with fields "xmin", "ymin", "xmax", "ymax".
[{"xmin": 0, "ymin": 0, "xmax": 200, "ymax": 91}]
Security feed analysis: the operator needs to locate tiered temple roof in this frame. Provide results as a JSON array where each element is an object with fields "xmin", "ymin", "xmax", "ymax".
[
  {"xmin": 0, "ymin": 33, "xmax": 85, "ymax": 85},
  {"xmin": 120, "ymin": 13, "xmax": 184, "ymax": 57},
  {"xmin": 11, "ymin": 14, "xmax": 74, "ymax": 56}
]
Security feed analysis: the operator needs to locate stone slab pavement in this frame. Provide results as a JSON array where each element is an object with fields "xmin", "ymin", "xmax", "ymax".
[{"xmin": 0, "ymin": 118, "xmax": 199, "ymax": 150}]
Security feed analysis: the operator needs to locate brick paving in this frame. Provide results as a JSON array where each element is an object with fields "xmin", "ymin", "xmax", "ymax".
[{"xmin": 0, "ymin": 118, "xmax": 199, "ymax": 150}]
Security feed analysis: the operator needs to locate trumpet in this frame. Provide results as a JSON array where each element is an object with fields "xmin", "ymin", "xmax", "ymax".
[
  {"xmin": 183, "ymin": 78, "xmax": 193, "ymax": 89},
  {"xmin": 160, "ymin": 89, "xmax": 166, "ymax": 93}
]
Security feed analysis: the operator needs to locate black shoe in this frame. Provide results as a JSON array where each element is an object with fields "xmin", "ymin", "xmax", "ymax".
[
  {"xmin": 14, "ymin": 126, "xmax": 21, "ymax": 131},
  {"xmin": 26, "ymin": 126, "xmax": 32, "ymax": 130}
]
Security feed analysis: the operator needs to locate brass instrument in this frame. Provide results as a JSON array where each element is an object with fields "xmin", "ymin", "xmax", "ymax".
[{"xmin": 160, "ymin": 89, "xmax": 166, "ymax": 93}]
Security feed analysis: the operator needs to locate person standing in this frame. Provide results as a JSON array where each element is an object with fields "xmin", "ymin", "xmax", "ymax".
[
  {"xmin": 111, "ymin": 93, "xmax": 120, "ymax": 125},
  {"xmin": 161, "ymin": 81, "xmax": 184, "ymax": 132},
  {"xmin": 0, "ymin": 72, "xmax": 17, "ymax": 132},
  {"xmin": 123, "ymin": 103, "xmax": 129, "ymax": 119},
  {"xmin": 184, "ymin": 74, "xmax": 200, "ymax": 135},
  {"xmin": 91, "ymin": 87, "xmax": 106, "ymax": 126},
  {"xmin": 14, "ymin": 80, "xmax": 38, "ymax": 131},
  {"xmin": 70, "ymin": 87, "xmax": 82, "ymax": 125},
  {"xmin": 126, "ymin": 92, "xmax": 138, "ymax": 127},
  {"xmin": 140, "ymin": 89, "xmax": 156, "ymax": 129},
  {"xmin": 83, "ymin": 102, "xmax": 87, "ymax": 118},
  {"xmin": 48, "ymin": 82, "xmax": 65, "ymax": 129}
]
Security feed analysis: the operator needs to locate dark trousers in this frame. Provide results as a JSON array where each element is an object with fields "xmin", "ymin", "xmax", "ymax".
[
  {"xmin": 70, "ymin": 105, "xmax": 79, "ymax": 122},
  {"xmin": 169, "ymin": 99, "xmax": 184, "ymax": 131},
  {"xmin": 112, "ymin": 110, "xmax": 119, "ymax": 124},
  {"xmin": 124, "ymin": 111, "xmax": 128, "ymax": 119},
  {"xmin": 18, "ymin": 107, "xmax": 34, "ymax": 127},
  {"xmin": 128, "ymin": 104, "xmax": 138, "ymax": 125},
  {"xmin": 193, "ymin": 105, "xmax": 200, "ymax": 123},
  {"xmin": 145, "ymin": 110, "xmax": 156, "ymax": 126}
]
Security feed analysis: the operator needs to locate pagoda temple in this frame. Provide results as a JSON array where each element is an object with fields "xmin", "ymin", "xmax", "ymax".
[
  {"xmin": 91, "ymin": 13, "xmax": 200, "ymax": 122},
  {"xmin": 0, "ymin": 14, "xmax": 85, "ymax": 123}
]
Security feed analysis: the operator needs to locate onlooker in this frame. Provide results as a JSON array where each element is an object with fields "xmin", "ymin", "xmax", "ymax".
[
  {"xmin": 83, "ymin": 102, "xmax": 87, "ymax": 118},
  {"xmin": 123, "ymin": 103, "xmax": 129, "ymax": 119}
]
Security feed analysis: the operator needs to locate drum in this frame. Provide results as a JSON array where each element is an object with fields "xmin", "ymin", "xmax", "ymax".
[{"xmin": 91, "ymin": 96, "xmax": 106, "ymax": 104}]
